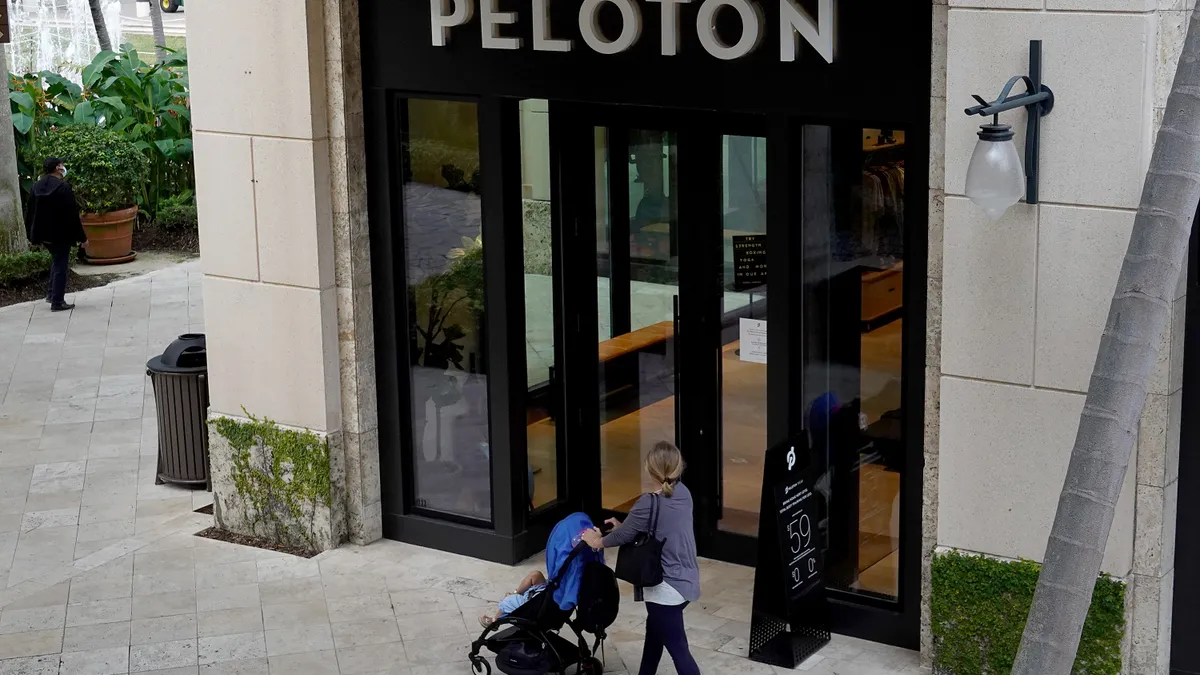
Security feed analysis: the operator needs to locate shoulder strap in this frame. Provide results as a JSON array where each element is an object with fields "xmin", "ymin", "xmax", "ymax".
[{"xmin": 648, "ymin": 493, "xmax": 660, "ymax": 537}]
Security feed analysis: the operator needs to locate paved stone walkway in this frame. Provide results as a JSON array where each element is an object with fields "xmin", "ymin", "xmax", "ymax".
[{"xmin": 0, "ymin": 262, "xmax": 924, "ymax": 675}]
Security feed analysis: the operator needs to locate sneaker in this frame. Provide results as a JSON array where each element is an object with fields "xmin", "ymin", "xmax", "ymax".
[{"xmin": 50, "ymin": 303, "xmax": 75, "ymax": 312}]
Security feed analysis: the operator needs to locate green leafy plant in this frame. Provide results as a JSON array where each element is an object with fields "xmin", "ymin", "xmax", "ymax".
[
  {"xmin": 10, "ymin": 44, "xmax": 192, "ymax": 219},
  {"xmin": 33, "ymin": 125, "xmax": 149, "ymax": 215},
  {"xmin": 154, "ymin": 191, "xmax": 197, "ymax": 230},
  {"xmin": 211, "ymin": 411, "xmax": 333, "ymax": 552},
  {"xmin": 412, "ymin": 236, "xmax": 485, "ymax": 370},
  {"xmin": 8, "ymin": 71, "xmax": 81, "ymax": 195},
  {"xmin": 404, "ymin": 138, "xmax": 480, "ymax": 188},
  {"xmin": 931, "ymin": 550, "xmax": 1125, "ymax": 674},
  {"xmin": 0, "ymin": 249, "xmax": 51, "ymax": 287}
]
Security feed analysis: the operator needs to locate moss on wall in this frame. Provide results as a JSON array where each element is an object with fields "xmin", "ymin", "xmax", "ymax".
[
  {"xmin": 211, "ymin": 411, "xmax": 332, "ymax": 552},
  {"xmin": 931, "ymin": 550, "xmax": 1125, "ymax": 675}
]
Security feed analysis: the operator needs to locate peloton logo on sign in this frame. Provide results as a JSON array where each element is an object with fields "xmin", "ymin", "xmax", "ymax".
[{"xmin": 430, "ymin": 0, "xmax": 835, "ymax": 64}]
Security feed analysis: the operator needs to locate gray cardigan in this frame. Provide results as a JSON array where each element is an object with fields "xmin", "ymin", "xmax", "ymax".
[{"xmin": 602, "ymin": 482, "xmax": 701, "ymax": 602}]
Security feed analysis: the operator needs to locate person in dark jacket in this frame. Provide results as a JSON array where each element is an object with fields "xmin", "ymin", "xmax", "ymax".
[{"xmin": 25, "ymin": 157, "xmax": 87, "ymax": 311}]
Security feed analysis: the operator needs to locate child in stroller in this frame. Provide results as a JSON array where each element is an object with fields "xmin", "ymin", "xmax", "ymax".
[
  {"xmin": 479, "ymin": 569, "xmax": 549, "ymax": 628},
  {"xmin": 469, "ymin": 513, "xmax": 620, "ymax": 675}
]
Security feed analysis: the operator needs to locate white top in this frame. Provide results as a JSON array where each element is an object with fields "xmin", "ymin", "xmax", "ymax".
[{"xmin": 642, "ymin": 580, "xmax": 687, "ymax": 606}]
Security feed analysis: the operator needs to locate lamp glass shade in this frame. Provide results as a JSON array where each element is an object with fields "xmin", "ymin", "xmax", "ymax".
[{"xmin": 965, "ymin": 126, "xmax": 1025, "ymax": 221}]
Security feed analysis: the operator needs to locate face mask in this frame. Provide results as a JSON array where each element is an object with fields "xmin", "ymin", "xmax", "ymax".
[{"xmin": 60, "ymin": 166, "xmax": 67, "ymax": 177}]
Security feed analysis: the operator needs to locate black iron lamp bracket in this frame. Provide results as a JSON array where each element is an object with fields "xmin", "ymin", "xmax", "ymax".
[{"xmin": 964, "ymin": 40, "xmax": 1053, "ymax": 204}]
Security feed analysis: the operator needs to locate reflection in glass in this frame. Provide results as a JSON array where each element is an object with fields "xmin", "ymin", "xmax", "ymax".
[
  {"xmin": 599, "ymin": 130, "xmax": 679, "ymax": 512},
  {"xmin": 400, "ymin": 98, "xmax": 491, "ymax": 522},
  {"xmin": 596, "ymin": 128, "xmax": 612, "ymax": 340},
  {"xmin": 520, "ymin": 99, "xmax": 559, "ymax": 510},
  {"xmin": 804, "ymin": 126, "xmax": 905, "ymax": 600},
  {"xmin": 719, "ymin": 135, "xmax": 768, "ymax": 536},
  {"xmin": 627, "ymin": 130, "xmax": 679, "ymax": 332}
]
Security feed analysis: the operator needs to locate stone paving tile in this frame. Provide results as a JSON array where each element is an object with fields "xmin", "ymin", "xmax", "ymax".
[
  {"xmin": 195, "ymin": 587, "xmax": 259, "ymax": 615},
  {"xmin": 260, "ymin": 603, "xmax": 328, "ymax": 632},
  {"xmin": 131, "ymin": 593, "xmax": 196, "ymax": 622},
  {"xmin": 263, "ymin": 624, "xmax": 333, "ymax": 658},
  {"xmin": 130, "ymin": 615, "xmax": 196, "ymax": 646},
  {"xmin": 198, "ymin": 634, "xmax": 266, "ymax": 666},
  {"xmin": 199, "ymin": 658, "xmax": 267, "ymax": 675},
  {"xmin": 333, "ymin": 642, "xmax": 406, "ymax": 675},
  {"xmin": 328, "ymin": 619, "xmax": 398, "ymax": 650},
  {"xmin": 129, "ymin": 639, "xmax": 197, "ymax": 673},
  {"xmin": 0, "ymin": 629, "xmax": 62, "ymax": 659},
  {"xmin": 67, "ymin": 599, "xmax": 132, "ymax": 628},
  {"xmin": 60, "ymin": 646, "xmax": 130, "ymax": 675},
  {"xmin": 196, "ymin": 611, "xmax": 262, "ymax": 640},
  {"xmin": 0, "ymin": 654, "xmax": 59, "ymax": 675},
  {"xmin": 62, "ymin": 623, "xmax": 132, "ymax": 653},
  {"xmin": 69, "ymin": 578, "xmax": 133, "ymax": 606},
  {"xmin": 263, "ymin": 652, "xmax": 337, "ymax": 675}
]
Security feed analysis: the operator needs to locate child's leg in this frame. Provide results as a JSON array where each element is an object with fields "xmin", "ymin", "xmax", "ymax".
[
  {"xmin": 515, "ymin": 570, "xmax": 546, "ymax": 594},
  {"xmin": 480, "ymin": 570, "xmax": 546, "ymax": 627}
]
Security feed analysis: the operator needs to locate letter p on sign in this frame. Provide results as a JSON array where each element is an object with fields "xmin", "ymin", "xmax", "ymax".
[
  {"xmin": 786, "ymin": 446, "xmax": 796, "ymax": 471},
  {"xmin": 431, "ymin": 0, "xmax": 474, "ymax": 47}
]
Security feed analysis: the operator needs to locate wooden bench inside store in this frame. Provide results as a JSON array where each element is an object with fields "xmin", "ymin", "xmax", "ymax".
[
  {"xmin": 598, "ymin": 321, "xmax": 673, "ymax": 363},
  {"xmin": 597, "ymin": 320, "xmax": 674, "ymax": 406}
]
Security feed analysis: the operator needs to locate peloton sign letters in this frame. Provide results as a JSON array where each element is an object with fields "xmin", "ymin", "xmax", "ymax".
[{"xmin": 430, "ymin": 0, "xmax": 835, "ymax": 64}]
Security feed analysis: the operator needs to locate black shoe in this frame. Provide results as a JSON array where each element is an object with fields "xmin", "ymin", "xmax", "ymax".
[{"xmin": 50, "ymin": 303, "xmax": 74, "ymax": 312}]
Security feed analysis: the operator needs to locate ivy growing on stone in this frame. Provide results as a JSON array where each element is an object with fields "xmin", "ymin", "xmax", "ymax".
[
  {"xmin": 211, "ymin": 411, "xmax": 332, "ymax": 552},
  {"xmin": 931, "ymin": 550, "xmax": 1125, "ymax": 675}
]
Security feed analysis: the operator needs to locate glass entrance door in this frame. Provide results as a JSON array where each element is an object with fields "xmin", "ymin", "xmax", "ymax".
[
  {"xmin": 594, "ymin": 127, "xmax": 682, "ymax": 513},
  {"xmin": 552, "ymin": 104, "xmax": 919, "ymax": 647},
  {"xmin": 556, "ymin": 104, "xmax": 773, "ymax": 539},
  {"xmin": 717, "ymin": 135, "xmax": 770, "ymax": 538}
]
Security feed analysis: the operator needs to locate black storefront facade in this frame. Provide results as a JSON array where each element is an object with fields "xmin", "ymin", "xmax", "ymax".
[{"xmin": 361, "ymin": 0, "xmax": 931, "ymax": 649}]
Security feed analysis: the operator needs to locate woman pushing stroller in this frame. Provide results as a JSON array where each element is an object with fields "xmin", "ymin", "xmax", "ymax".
[{"xmin": 581, "ymin": 441, "xmax": 703, "ymax": 675}]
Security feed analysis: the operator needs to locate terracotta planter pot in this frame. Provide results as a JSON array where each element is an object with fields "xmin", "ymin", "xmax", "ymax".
[{"xmin": 81, "ymin": 206, "xmax": 138, "ymax": 264}]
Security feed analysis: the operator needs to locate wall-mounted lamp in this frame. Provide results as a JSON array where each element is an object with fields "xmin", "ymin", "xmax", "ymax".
[{"xmin": 963, "ymin": 40, "xmax": 1054, "ymax": 220}]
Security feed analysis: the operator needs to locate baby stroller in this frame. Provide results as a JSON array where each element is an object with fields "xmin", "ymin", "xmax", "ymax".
[{"xmin": 468, "ymin": 513, "xmax": 620, "ymax": 675}]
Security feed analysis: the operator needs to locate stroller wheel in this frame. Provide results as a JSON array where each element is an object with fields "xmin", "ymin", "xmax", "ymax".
[
  {"xmin": 470, "ymin": 656, "xmax": 491, "ymax": 675},
  {"xmin": 579, "ymin": 657, "xmax": 603, "ymax": 675}
]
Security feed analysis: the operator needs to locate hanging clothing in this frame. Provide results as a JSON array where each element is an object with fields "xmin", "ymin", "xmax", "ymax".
[{"xmin": 860, "ymin": 162, "xmax": 905, "ymax": 258}]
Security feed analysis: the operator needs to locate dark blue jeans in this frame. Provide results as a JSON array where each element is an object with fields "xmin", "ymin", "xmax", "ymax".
[
  {"xmin": 47, "ymin": 245, "xmax": 70, "ymax": 305},
  {"xmin": 639, "ymin": 602, "xmax": 700, "ymax": 675}
]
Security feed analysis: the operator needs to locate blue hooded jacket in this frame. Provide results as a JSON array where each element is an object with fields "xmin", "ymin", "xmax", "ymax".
[{"xmin": 546, "ymin": 512, "xmax": 605, "ymax": 611}]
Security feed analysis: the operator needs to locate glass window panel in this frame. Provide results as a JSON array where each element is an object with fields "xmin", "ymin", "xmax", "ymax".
[
  {"xmin": 803, "ymin": 125, "xmax": 905, "ymax": 601},
  {"xmin": 719, "ymin": 135, "xmax": 768, "ymax": 537},
  {"xmin": 600, "ymin": 129, "xmax": 679, "ymax": 512},
  {"xmin": 596, "ymin": 127, "xmax": 612, "ymax": 340},
  {"xmin": 400, "ymin": 98, "xmax": 491, "ymax": 523},
  {"xmin": 628, "ymin": 130, "xmax": 679, "ymax": 333},
  {"xmin": 520, "ymin": 99, "xmax": 559, "ymax": 511}
]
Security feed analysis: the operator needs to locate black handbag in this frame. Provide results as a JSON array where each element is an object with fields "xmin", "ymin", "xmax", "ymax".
[{"xmin": 614, "ymin": 493, "xmax": 665, "ymax": 590}]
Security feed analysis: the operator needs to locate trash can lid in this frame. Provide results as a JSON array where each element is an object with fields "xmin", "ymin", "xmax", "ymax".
[{"xmin": 147, "ymin": 333, "xmax": 207, "ymax": 373}]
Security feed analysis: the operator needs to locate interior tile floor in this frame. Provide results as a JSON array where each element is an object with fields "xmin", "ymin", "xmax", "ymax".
[{"xmin": 0, "ymin": 263, "xmax": 923, "ymax": 674}]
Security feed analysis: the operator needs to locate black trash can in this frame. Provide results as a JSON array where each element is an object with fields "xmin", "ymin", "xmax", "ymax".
[{"xmin": 147, "ymin": 334, "xmax": 211, "ymax": 490}]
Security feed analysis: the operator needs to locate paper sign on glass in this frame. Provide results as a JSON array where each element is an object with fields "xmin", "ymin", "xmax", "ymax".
[{"xmin": 740, "ymin": 318, "xmax": 767, "ymax": 364}]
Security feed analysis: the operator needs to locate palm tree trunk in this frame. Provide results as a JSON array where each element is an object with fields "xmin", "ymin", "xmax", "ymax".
[
  {"xmin": 87, "ymin": 0, "xmax": 112, "ymax": 52},
  {"xmin": 0, "ymin": 48, "xmax": 27, "ymax": 255},
  {"xmin": 149, "ymin": 0, "xmax": 168, "ymax": 63},
  {"xmin": 1012, "ymin": 3, "xmax": 1200, "ymax": 673}
]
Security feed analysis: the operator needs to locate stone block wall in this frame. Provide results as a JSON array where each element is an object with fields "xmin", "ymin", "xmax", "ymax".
[
  {"xmin": 208, "ymin": 415, "xmax": 346, "ymax": 553},
  {"xmin": 523, "ymin": 199, "xmax": 552, "ymax": 275},
  {"xmin": 190, "ymin": 0, "xmax": 379, "ymax": 551},
  {"xmin": 926, "ymin": 1, "xmax": 1191, "ymax": 672}
]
